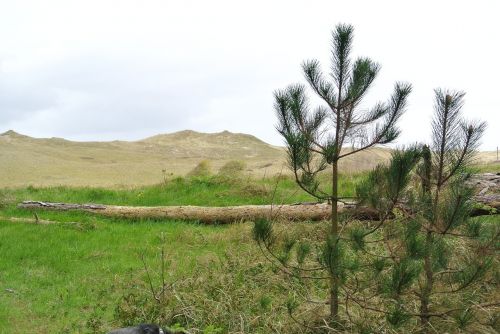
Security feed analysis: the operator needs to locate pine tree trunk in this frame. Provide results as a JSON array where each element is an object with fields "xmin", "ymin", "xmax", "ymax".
[
  {"xmin": 419, "ymin": 150, "xmax": 436, "ymax": 333},
  {"xmin": 330, "ymin": 162, "xmax": 339, "ymax": 319},
  {"xmin": 420, "ymin": 231, "xmax": 434, "ymax": 333}
]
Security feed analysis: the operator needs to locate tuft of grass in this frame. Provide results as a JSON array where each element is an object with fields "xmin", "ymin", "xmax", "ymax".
[
  {"xmin": 218, "ymin": 160, "xmax": 246, "ymax": 178},
  {"xmin": 187, "ymin": 160, "xmax": 213, "ymax": 178}
]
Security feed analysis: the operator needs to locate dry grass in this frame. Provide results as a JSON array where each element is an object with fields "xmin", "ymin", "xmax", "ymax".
[
  {"xmin": 473, "ymin": 150, "xmax": 500, "ymax": 165},
  {"xmin": 0, "ymin": 130, "xmax": 392, "ymax": 187},
  {"xmin": 471, "ymin": 152, "xmax": 500, "ymax": 173}
]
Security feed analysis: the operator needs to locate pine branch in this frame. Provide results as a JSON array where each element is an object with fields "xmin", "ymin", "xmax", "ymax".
[
  {"xmin": 331, "ymin": 24, "xmax": 354, "ymax": 92},
  {"xmin": 338, "ymin": 82, "xmax": 411, "ymax": 159},
  {"xmin": 441, "ymin": 121, "xmax": 486, "ymax": 185},
  {"xmin": 302, "ymin": 59, "xmax": 337, "ymax": 110},
  {"xmin": 342, "ymin": 57, "xmax": 380, "ymax": 109},
  {"xmin": 432, "ymin": 89, "xmax": 465, "ymax": 187},
  {"xmin": 349, "ymin": 102, "xmax": 389, "ymax": 126}
]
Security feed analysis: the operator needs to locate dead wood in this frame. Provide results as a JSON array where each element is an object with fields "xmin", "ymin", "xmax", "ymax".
[
  {"xmin": 17, "ymin": 201, "xmax": 335, "ymax": 224},
  {"xmin": 17, "ymin": 196, "xmax": 497, "ymax": 224},
  {"xmin": 0, "ymin": 215, "xmax": 74, "ymax": 225}
]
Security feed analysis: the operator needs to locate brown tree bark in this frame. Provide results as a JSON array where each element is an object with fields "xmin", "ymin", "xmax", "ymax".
[
  {"xmin": 0, "ymin": 215, "xmax": 66, "ymax": 225},
  {"xmin": 18, "ymin": 201, "xmax": 334, "ymax": 224},
  {"xmin": 17, "ymin": 196, "xmax": 498, "ymax": 224}
]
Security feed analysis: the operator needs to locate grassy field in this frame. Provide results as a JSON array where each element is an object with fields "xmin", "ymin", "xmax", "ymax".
[
  {"xmin": 0, "ymin": 168, "xmax": 498, "ymax": 333},
  {"xmin": 0, "ymin": 173, "xmax": 365, "ymax": 333}
]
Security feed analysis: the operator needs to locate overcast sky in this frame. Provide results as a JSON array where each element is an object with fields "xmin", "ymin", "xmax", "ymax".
[{"xmin": 0, "ymin": 0, "xmax": 498, "ymax": 150}]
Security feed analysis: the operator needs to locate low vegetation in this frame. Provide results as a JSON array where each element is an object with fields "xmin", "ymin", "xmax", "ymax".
[
  {"xmin": 0, "ymin": 169, "xmax": 497, "ymax": 333},
  {"xmin": 0, "ymin": 173, "xmax": 360, "ymax": 333}
]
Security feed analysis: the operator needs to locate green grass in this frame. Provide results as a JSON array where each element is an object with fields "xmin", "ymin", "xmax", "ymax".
[
  {"xmin": 0, "ymin": 174, "xmax": 363, "ymax": 333},
  {"xmin": 0, "ymin": 217, "xmax": 247, "ymax": 332},
  {"xmin": 471, "ymin": 161, "xmax": 500, "ymax": 173},
  {"xmin": 0, "ymin": 171, "xmax": 496, "ymax": 333},
  {"xmin": 1, "ymin": 173, "xmax": 362, "ymax": 209}
]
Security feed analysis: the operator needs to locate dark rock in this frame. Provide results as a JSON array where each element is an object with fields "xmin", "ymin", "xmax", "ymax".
[{"xmin": 107, "ymin": 324, "xmax": 184, "ymax": 334}]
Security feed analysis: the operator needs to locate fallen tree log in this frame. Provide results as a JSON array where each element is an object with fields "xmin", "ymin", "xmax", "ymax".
[
  {"xmin": 470, "ymin": 194, "xmax": 500, "ymax": 216},
  {"xmin": 0, "ymin": 215, "xmax": 81, "ymax": 226},
  {"xmin": 17, "ymin": 201, "xmax": 338, "ymax": 224},
  {"xmin": 0, "ymin": 215, "xmax": 59, "ymax": 225},
  {"xmin": 17, "ymin": 195, "xmax": 499, "ymax": 224}
]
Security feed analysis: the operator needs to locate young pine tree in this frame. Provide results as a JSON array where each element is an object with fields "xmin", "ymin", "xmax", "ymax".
[
  {"xmin": 356, "ymin": 89, "xmax": 498, "ymax": 333},
  {"xmin": 253, "ymin": 23, "xmax": 412, "ymax": 321}
]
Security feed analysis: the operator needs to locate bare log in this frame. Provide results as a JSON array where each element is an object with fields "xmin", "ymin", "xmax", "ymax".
[
  {"xmin": 16, "ymin": 202, "xmax": 106, "ymax": 210},
  {"xmin": 17, "ymin": 196, "xmax": 498, "ymax": 224},
  {"xmin": 470, "ymin": 194, "xmax": 500, "ymax": 216},
  {"xmin": 17, "ymin": 201, "xmax": 334, "ymax": 223},
  {"xmin": 0, "ymin": 215, "xmax": 77, "ymax": 225},
  {"xmin": 465, "ymin": 173, "xmax": 500, "ymax": 194},
  {"xmin": 466, "ymin": 173, "xmax": 500, "ymax": 216}
]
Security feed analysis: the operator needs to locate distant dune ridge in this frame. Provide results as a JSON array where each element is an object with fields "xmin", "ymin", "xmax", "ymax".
[{"xmin": 0, "ymin": 130, "xmax": 496, "ymax": 187}]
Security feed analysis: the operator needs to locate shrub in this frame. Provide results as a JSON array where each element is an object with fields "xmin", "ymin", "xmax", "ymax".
[
  {"xmin": 217, "ymin": 160, "xmax": 246, "ymax": 178},
  {"xmin": 187, "ymin": 160, "xmax": 212, "ymax": 178}
]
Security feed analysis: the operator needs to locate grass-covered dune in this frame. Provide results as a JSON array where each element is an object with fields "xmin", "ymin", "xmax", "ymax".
[{"xmin": 0, "ymin": 129, "xmax": 398, "ymax": 187}]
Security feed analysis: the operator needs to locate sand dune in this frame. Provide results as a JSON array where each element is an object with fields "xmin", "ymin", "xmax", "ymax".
[{"xmin": 1, "ymin": 130, "xmax": 495, "ymax": 187}]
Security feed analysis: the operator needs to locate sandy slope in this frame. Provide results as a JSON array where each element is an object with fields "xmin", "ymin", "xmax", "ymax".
[{"xmin": 1, "ymin": 130, "xmax": 495, "ymax": 187}]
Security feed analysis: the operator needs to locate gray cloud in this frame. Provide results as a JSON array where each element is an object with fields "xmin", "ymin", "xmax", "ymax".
[
  {"xmin": 0, "ymin": 49, "xmax": 275, "ymax": 140},
  {"xmin": 0, "ymin": 0, "xmax": 498, "ymax": 149}
]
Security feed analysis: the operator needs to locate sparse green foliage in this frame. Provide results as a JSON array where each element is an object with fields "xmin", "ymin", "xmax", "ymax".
[
  {"xmin": 355, "ymin": 89, "xmax": 497, "ymax": 333},
  {"xmin": 454, "ymin": 308, "xmax": 475, "ymax": 329},
  {"xmin": 349, "ymin": 226, "xmax": 367, "ymax": 251},
  {"xmin": 386, "ymin": 302, "xmax": 410, "ymax": 328},
  {"xmin": 296, "ymin": 241, "xmax": 311, "ymax": 265},
  {"xmin": 253, "ymin": 218, "xmax": 274, "ymax": 248}
]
